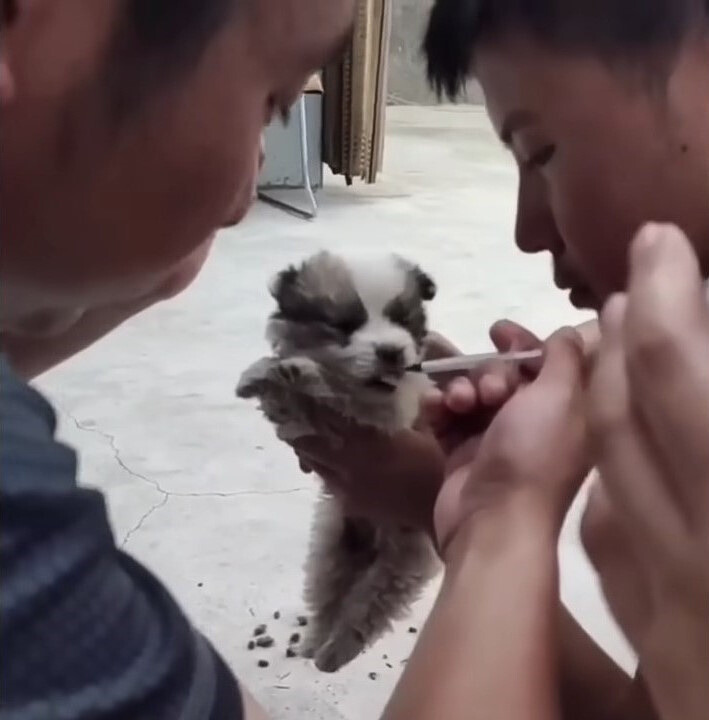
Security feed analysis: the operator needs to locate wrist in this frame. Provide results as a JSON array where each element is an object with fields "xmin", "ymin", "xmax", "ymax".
[{"xmin": 443, "ymin": 494, "xmax": 559, "ymax": 572}]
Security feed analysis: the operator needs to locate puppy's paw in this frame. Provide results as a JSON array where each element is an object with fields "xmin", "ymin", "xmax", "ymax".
[
  {"xmin": 299, "ymin": 625, "xmax": 325, "ymax": 660},
  {"xmin": 236, "ymin": 357, "xmax": 277, "ymax": 399},
  {"xmin": 275, "ymin": 357, "xmax": 323, "ymax": 388},
  {"xmin": 314, "ymin": 630, "xmax": 366, "ymax": 673}
]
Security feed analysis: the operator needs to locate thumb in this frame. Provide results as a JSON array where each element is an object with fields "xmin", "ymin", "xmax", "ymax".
[
  {"xmin": 423, "ymin": 332, "xmax": 462, "ymax": 361},
  {"xmin": 536, "ymin": 327, "xmax": 585, "ymax": 389},
  {"xmin": 490, "ymin": 319, "xmax": 542, "ymax": 352}
]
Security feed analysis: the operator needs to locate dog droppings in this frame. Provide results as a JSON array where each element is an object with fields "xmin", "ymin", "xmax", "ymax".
[
  {"xmin": 273, "ymin": 611, "xmax": 281, "ymax": 620},
  {"xmin": 382, "ymin": 654, "xmax": 388, "ymax": 660},
  {"xmin": 368, "ymin": 672, "xmax": 378, "ymax": 680},
  {"xmin": 385, "ymin": 662, "xmax": 393, "ymax": 669},
  {"xmin": 197, "ymin": 582, "xmax": 203, "ymax": 588},
  {"xmin": 408, "ymin": 626, "xmax": 417, "ymax": 634},
  {"xmin": 256, "ymin": 635, "xmax": 274, "ymax": 648},
  {"xmin": 289, "ymin": 633, "xmax": 300, "ymax": 644},
  {"xmin": 296, "ymin": 615, "xmax": 308, "ymax": 627},
  {"xmin": 258, "ymin": 660, "xmax": 269, "ymax": 668},
  {"xmin": 253, "ymin": 624, "xmax": 267, "ymax": 637},
  {"xmin": 247, "ymin": 641, "xmax": 255, "ymax": 650},
  {"xmin": 286, "ymin": 647, "xmax": 297, "ymax": 658}
]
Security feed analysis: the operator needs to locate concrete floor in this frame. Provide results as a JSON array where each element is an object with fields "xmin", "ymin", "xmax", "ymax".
[{"xmin": 39, "ymin": 106, "xmax": 634, "ymax": 718}]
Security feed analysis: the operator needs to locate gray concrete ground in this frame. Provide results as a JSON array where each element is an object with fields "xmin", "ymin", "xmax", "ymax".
[{"xmin": 38, "ymin": 106, "xmax": 633, "ymax": 718}]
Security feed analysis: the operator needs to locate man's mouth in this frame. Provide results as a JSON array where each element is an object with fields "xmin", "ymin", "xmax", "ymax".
[{"xmin": 553, "ymin": 261, "xmax": 598, "ymax": 310}]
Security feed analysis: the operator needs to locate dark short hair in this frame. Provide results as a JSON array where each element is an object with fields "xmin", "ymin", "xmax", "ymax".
[
  {"xmin": 424, "ymin": 0, "xmax": 709, "ymax": 100},
  {"xmin": 104, "ymin": 0, "xmax": 238, "ymax": 121}
]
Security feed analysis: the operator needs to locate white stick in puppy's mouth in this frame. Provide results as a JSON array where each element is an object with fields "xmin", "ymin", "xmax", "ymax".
[{"xmin": 407, "ymin": 349, "xmax": 544, "ymax": 376}]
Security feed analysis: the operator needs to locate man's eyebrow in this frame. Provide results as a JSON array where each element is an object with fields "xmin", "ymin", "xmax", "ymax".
[{"xmin": 500, "ymin": 110, "xmax": 537, "ymax": 145}]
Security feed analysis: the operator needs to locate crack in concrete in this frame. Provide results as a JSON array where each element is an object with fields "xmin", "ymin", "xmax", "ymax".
[
  {"xmin": 167, "ymin": 487, "xmax": 309, "ymax": 498},
  {"xmin": 121, "ymin": 493, "xmax": 169, "ymax": 547},
  {"xmin": 61, "ymin": 409, "xmax": 310, "ymax": 545}
]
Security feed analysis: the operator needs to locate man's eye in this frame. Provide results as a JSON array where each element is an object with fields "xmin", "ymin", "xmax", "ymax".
[{"xmin": 523, "ymin": 144, "xmax": 556, "ymax": 171}]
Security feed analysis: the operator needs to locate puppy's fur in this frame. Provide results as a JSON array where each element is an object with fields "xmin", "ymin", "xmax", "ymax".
[{"xmin": 237, "ymin": 251, "xmax": 441, "ymax": 672}]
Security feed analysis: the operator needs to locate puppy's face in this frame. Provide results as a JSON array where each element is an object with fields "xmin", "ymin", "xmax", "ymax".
[{"xmin": 267, "ymin": 252, "xmax": 436, "ymax": 392}]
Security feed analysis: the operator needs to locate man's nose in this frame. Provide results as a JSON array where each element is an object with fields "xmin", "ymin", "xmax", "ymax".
[{"xmin": 515, "ymin": 175, "xmax": 558, "ymax": 254}]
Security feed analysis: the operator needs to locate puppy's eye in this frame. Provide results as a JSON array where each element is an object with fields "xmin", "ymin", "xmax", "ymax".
[
  {"xmin": 333, "ymin": 318, "xmax": 361, "ymax": 336},
  {"xmin": 386, "ymin": 305, "xmax": 408, "ymax": 327}
]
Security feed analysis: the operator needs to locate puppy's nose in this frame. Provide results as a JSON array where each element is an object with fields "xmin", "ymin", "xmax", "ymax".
[{"xmin": 376, "ymin": 344, "xmax": 404, "ymax": 367}]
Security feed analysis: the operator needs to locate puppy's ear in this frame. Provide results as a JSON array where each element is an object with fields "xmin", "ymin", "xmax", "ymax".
[
  {"xmin": 394, "ymin": 255, "xmax": 437, "ymax": 301},
  {"xmin": 269, "ymin": 266, "xmax": 296, "ymax": 302},
  {"xmin": 413, "ymin": 267, "xmax": 437, "ymax": 301},
  {"xmin": 269, "ymin": 265, "xmax": 308, "ymax": 317}
]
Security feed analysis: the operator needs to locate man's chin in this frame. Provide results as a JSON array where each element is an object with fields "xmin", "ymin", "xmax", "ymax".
[
  {"xmin": 568, "ymin": 287, "xmax": 601, "ymax": 311},
  {"xmin": 10, "ymin": 308, "xmax": 86, "ymax": 338}
]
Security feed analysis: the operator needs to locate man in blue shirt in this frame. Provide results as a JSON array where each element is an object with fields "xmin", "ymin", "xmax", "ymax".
[{"xmin": 0, "ymin": 2, "xmax": 354, "ymax": 718}]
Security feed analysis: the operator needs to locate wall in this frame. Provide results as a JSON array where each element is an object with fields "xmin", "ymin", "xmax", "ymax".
[{"xmin": 388, "ymin": 0, "xmax": 483, "ymax": 105}]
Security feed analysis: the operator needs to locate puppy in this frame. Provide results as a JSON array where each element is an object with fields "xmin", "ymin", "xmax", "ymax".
[{"xmin": 237, "ymin": 251, "xmax": 441, "ymax": 672}]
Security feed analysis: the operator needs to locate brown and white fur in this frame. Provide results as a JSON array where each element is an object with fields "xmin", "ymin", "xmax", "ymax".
[{"xmin": 236, "ymin": 251, "xmax": 441, "ymax": 672}]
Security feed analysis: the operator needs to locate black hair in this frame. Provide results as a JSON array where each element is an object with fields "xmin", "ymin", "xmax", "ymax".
[
  {"xmin": 104, "ymin": 0, "xmax": 238, "ymax": 121},
  {"xmin": 423, "ymin": 0, "xmax": 709, "ymax": 101}
]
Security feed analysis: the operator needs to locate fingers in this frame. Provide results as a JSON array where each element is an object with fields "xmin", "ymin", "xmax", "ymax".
[
  {"xmin": 535, "ymin": 327, "xmax": 585, "ymax": 390},
  {"xmin": 423, "ymin": 332, "xmax": 463, "ymax": 361},
  {"xmin": 588, "ymin": 293, "xmax": 685, "ymax": 558},
  {"xmin": 444, "ymin": 377, "xmax": 478, "ymax": 413},
  {"xmin": 491, "ymin": 319, "xmax": 543, "ymax": 380},
  {"xmin": 581, "ymin": 478, "xmax": 653, "ymax": 648},
  {"xmin": 623, "ymin": 224, "xmax": 709, "ymax": 512},
  {"xmin": 423, "ymin": 321, "xmax": 543, "ymax": 455},
  {"xmin": 490, "ymin": 319, "xmax": 541, "ymax": 352},
  {"xmin": 575, "ymin": 319, "xmax": 601, "ymax": 357}
]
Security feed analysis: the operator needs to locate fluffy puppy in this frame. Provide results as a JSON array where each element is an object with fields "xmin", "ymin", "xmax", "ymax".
[{"xmin": 237, "ymin": 251, "xmax": 441, "ymax": 672}]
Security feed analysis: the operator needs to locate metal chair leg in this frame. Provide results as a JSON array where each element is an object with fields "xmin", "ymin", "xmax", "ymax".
[{"xmin": 257, "ymin": 94, "xmax": 318, "ymax": 221}]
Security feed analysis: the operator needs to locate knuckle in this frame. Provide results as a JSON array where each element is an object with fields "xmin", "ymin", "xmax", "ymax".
[
  {"xmin": 627, "ymin": 316, "xmax": 685, "ymax": 376},
  {"xmin": 484, "ymin": 424, "xmax": 524, "ymax": 473}
]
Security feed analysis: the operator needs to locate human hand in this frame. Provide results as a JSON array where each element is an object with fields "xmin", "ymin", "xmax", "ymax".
[
  {"xmin": 293, "ymin": 424, "xmax": 444, "ymax": 532},
  {"xmin": 423, "ymin": 321, "xmax": 544, "ymax": 470},
  {"xmin": 289, "ymin": 333, "xmax": 471, "ymax": 532},
  {"xmin": 582, "ymin": 224, "xmax": 709, "ymax": 720},
  {"xmin": 434, "ymin": 329, "xmax": 591, "ymax": 558}
]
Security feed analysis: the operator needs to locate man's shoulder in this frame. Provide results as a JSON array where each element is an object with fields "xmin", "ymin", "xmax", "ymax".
[
  {"xmin": 0, "ymin": 354, "xmax": 77, "ymax": 493},
  {"xmin": 1, "ymin": 354, "xmax": 59, "ymax": 435}
]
